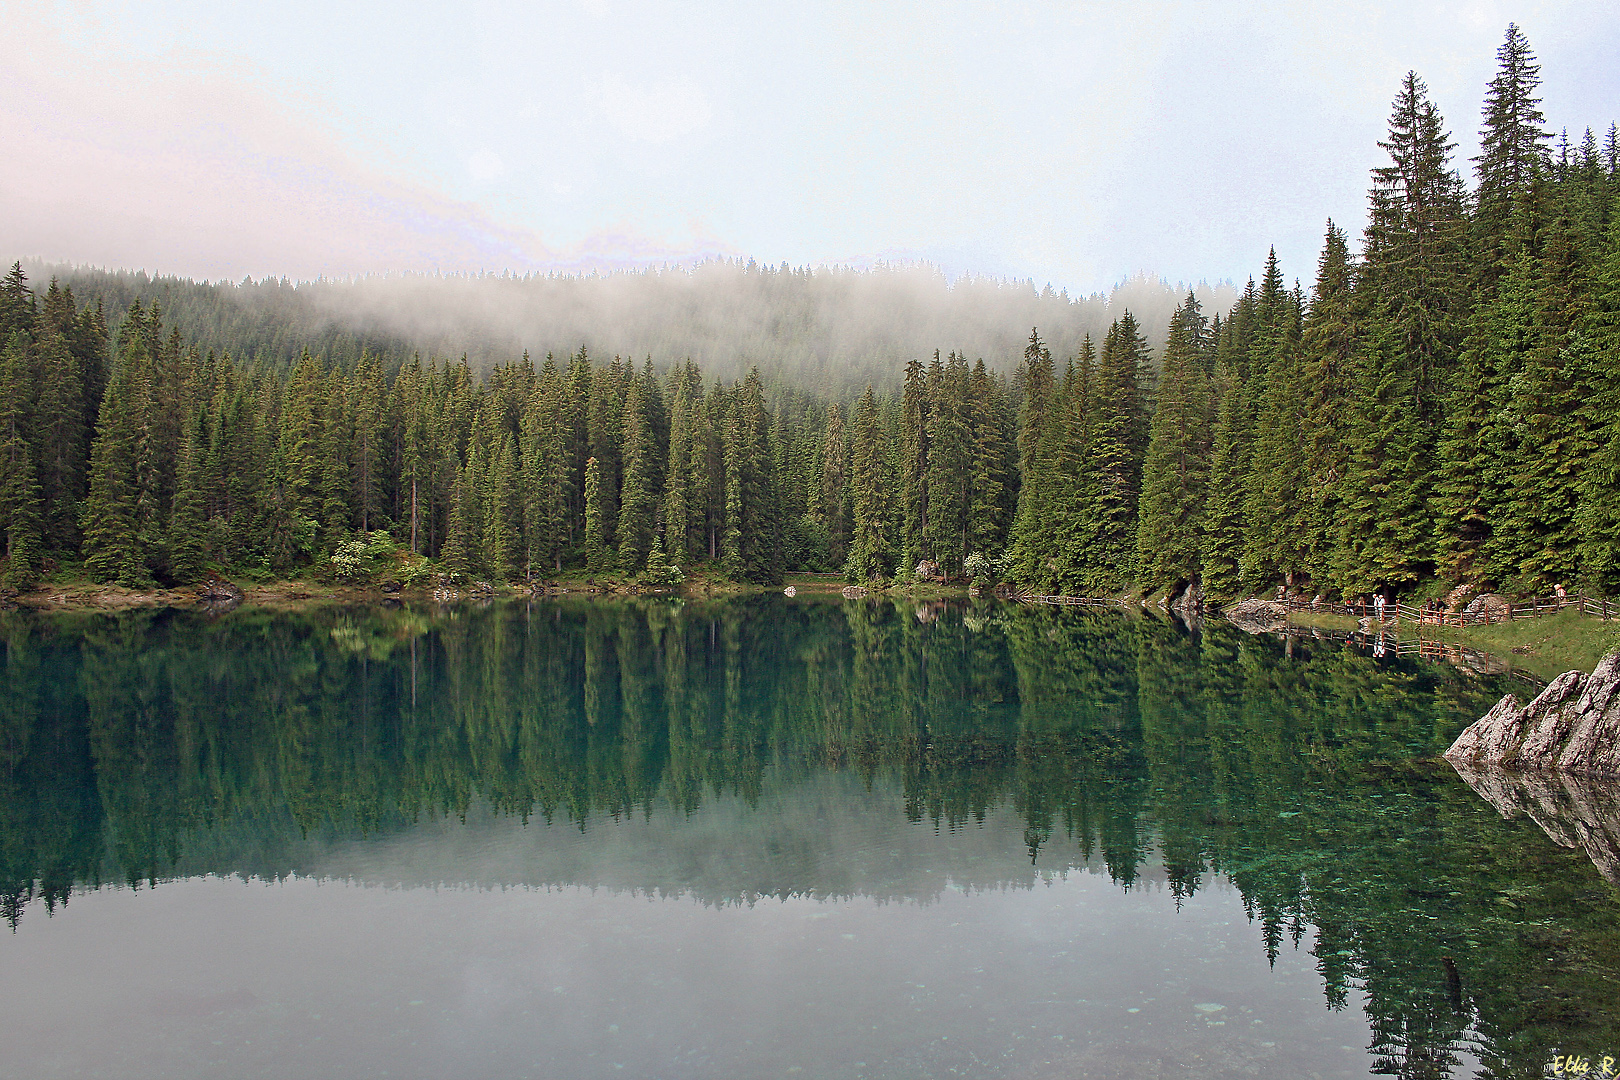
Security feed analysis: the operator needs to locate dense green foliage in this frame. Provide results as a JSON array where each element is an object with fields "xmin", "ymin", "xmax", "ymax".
[
  {"xmin": 1004, "ymin": 25, "xmax": 1620, "ymax": 601},
  {"xmin": 0, "ymin": 26, "xmax": 1616, "ymax": 598},
  {"xmin": 1, "ymin": 597, "xmax": 1616, "ymax": 1078}
]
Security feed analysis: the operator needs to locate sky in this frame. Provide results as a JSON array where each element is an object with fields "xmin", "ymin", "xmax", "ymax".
[{"xmin": 4, "ymin": 0, "xmax": 1617, "ymax": 296}]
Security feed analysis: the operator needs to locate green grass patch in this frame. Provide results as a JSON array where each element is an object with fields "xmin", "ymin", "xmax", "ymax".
[
  {"xmin": 1287, "ymin": 610, "xmax": 1364, "ymax": 632},
  {"xmin": 1430, "ymin": 608, "xmax": 1620, "ymax": 682}
]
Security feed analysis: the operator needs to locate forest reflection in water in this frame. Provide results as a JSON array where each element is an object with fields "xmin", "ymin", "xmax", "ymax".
[{"xmin": 2, "ymin": 595, "xmax": 1619, "ymax": 1080}]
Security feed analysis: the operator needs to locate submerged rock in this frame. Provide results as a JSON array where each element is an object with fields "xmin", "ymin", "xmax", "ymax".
[
  {"xmin": 1449, "ymin": 761, "xmax": 1620, "ymax": 885},
  {"xmin": 1222, "ymin": 598, "xmax": 1289, "ymax": 634},
  {"xmin": 1445, "ymin": 651, "xmax": 1620, "ymax": 776}
]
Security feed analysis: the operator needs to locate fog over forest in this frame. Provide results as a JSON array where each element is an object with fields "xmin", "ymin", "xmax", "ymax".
[{"xmin": 25, "ymin": 258, "xmax": 1238, "ymax": 392}]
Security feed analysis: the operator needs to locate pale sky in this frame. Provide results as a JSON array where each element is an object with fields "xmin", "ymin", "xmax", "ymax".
[{"xmin": 4, "ymin": 0, "xmax": 1616, "ymax": 294}]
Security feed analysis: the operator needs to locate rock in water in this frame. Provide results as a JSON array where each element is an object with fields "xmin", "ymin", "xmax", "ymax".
[
  {"xmin": 197, "ymin": 575, "xmax": 244, "ymax": 606},
  {"xmin": 1169, "ymin": 582, "xmax": 1203, "ymax": 627},
  {"xmin": 1445, "ymin": 651, "xmax": 1620, "ymax": 776},
  {"xmin": 1448, "ymin": 761, "xmax": 1620, "ymax": 884},
  {"xmin": 1222, "ymin": 599, "xmax": 1289, "ymax": 634}
]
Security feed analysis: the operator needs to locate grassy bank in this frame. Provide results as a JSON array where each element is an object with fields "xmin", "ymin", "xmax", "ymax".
[
  {"xmin": 1429, "ymin": 608, "xmax": 1620, "ymax": 681},
  {"xmin": 1286, "ymin": 610, "xmax": 1365, "ymax": 633},
  {"xmin": 1276, "ymin": 602, "xmax": 1620, "ymax": 683}
]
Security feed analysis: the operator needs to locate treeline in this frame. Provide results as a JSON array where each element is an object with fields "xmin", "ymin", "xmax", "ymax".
[
  {"xmin": 0, "ymin": 263, "xmax": 1029, "ymax": 589},
  {"xmin": 1013, "ymin": 26, "xmax": 1620, "ymax": 601},
  {"xmin": 2, "ymin": 26, "xmax": 1618, "ymax": 600}
]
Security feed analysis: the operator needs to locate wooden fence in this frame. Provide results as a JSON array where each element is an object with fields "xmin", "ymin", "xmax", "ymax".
[
  {"xmin": 1005, "ymin": 589, "xmax": 1619, "ymax": 628},
  {"xmin": 1277, "ymin": 592, "xmax": 1619, "ymax": 626},
  {"xmin": 1018, "ymin": 594, "xmax": 1132, "ymax": 609},
  {"xmin": 1278, "ymin": 625, "xmax": 1546, "ymax": 687}
]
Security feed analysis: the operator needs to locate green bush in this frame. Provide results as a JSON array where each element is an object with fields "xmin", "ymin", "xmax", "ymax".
[{"xmin": 330, "ymin": 531, "xmax": 403, "ymax": 582}]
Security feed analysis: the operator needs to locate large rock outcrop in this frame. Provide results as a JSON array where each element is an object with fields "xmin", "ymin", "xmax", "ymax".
[{"xmin": 1444, "ymin": 651, "xmax": 1620, "ymax": 775}]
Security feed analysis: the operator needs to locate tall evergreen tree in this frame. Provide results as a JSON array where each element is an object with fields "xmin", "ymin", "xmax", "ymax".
[
  {"xmin": 844, "ymin": 386, "xmax": 891, "ymax": 582},
  {"xmin": 583, "ymin": 455, "xmax": 612, "ymax": 572},
  {"xmin": 1296, "ymin": 223, "xmax": 1357, "ymax": 584},
  {"xmin": 1137, "ymin": 295, "xmax": 1212, "ymax": 592},
  {"xmin": 1335, "ymin": 321, "xmax": 1430, "ymax": 597},
  {"xmin": 0, "ymin": 334, "xmax": 42, "ymax": 589},
  {"xmin": 1200, "ymin": 359, "xmax": 1248, "ymax": 601},
  {"xmin": 966, "ymin": 358, "xmax": 1013, "ymax": 563},
  {"xmin": 1005, "ymin": 330, "xmax": 1056, "ymax": 584},
  {"xmin": 1363, "ymin": 70, "xmax": 1470, "ymax": 419},
  {"xmin": 924, "ymin": 353, "xmax": 973, "ymax": 577},
  {"xmin": 618, "ymin": 378, "xmax": 657, "ymax": 571},
  {"xmin": 1089, "ymin": 314, "xmax": 1152, "ymax": 587},
  {"xmin": 1242, "ymin": 251, "xmax": 1308, "ymax": 588},
  {"xmin": 168, "ymin": 410, "xmax": 208, "ymax": 584},
  {"xmin": 819, "ymin": 403, "xmax": 849, "ymax": 567},
  {"xmin": 898, "ymin": 357, "xmax": 931, "ymax": 571},
  {"xmin": 1473, "ymin": 24, "xmax": 1550, "ymax": 280}
]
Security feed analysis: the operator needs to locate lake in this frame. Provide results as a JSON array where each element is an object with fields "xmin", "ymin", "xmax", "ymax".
[{"xmin": 2, "ymin": 596, "xmax": 1617, "ymax": 1079}]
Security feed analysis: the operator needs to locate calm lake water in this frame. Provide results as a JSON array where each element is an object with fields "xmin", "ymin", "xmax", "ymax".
[{"xmin": 2, "ymin": 596, "xmax": 1618, "ymax": 1080}]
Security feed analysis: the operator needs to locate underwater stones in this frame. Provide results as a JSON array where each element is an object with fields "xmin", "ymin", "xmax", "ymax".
[
  {"xmin": 1449, "ymin": 761, "xmax": 1620, "ymax": 885},
  {"xmin": 1445, "ymin": 651, "xmax": 1620, "ymax": 776}
]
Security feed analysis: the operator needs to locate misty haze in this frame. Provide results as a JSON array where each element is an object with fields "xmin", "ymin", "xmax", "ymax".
[{"xmin": 24, "ymin": 258, "xmax": 1237, "ymax": 390}]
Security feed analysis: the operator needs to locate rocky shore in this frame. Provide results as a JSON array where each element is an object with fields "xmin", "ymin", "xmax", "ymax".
[{"xmin": 1445, "ymin": 651, "xmax": 1620, "ymax": 776}]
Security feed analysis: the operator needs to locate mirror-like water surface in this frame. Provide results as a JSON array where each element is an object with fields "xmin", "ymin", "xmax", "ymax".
[{"xmin": 2, "ymin": 597, "xmax": 1618, "ymax": 1080}]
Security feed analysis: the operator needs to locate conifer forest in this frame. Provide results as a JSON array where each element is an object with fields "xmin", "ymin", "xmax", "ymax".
[{"xmin": 1, "ymin": 26, "xmax": 1617, "ymax": 603}]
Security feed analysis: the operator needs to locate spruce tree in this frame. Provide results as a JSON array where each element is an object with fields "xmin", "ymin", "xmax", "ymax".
[
  {"xmin": 1473, "ymin": 24, "xmax": 1549, "ymax": 282},
  {"xmin": 617, "ymin": 378, "xmax": 656, "ymax": 571},
  {"xmin": 474, "ymin": 428, "xmax": 512, "ymax": 579},
  {"xmin": 923, "ymin": 353, "xmax": 973, "ymax": 577},
  {"xmin": 844, "ymin": 386, "xmax": 891, "ymax": 582},
  {"xmin": 1575, "ymin": 208, "xmax": 1620, "ymax": 592},
  {"xmin": 440, "ymin": 462, "xmax": 478, "ymax": 580},
  {"xmin": 1242, "ymin": 251, "xmax": 1307, "ymax": 589},
  {"xmin": 80, "ymin": 332, "xmax": 156, "ymax": 586},
  {"xmin": 1335, "ymin": 320, "xmax": 1430, "ymax": 597},
  {"xmin": 898, "ymin": 357, "xmax": 930, "ymax": 571},
  {"xmin": 1297, "ymin": 223, "xmax": 1356, "ymax": 585},
  {"xmin": 350, "ymin": 352, "xmax": 388, "ymax": 533},
  {"xmin": 1089, "ymin": 314, "xmax": 1151, "ymax": 588},
  {"xmin": 0, "ymin": 335, "xmax": 41, "ymax": 589},
  {"xmin": 1136, "ymin": 294, "xmax": 1212, "ymax": 592},
  {"xmin": 583, "ymin": 455, "xmax": 612, "ymax": 572},
  {"xmin": 0, "ymin": 263, "xmax": 34, "ymax": 342},
  {"xmin": 1050, "ymin": 347, "xmax": 1100, "ymax": 593},
  {"xmin": 523, "ymin": 356, "xmax": 570, "ymax": 574},
  {"xmin": 1005, "ymin": 329, "xmax": 1055, "ymax": 584},
  {"xmin": 819, "ymin": 403, "xmax": 849, "ymax": 567},
  {"xmin": 966, "ymin": 358, "xmax": 1012, "ymax": 564},
  {"xmin": 662, "ymin": 369, "xmax": 694, "ymax": 564},
  {"xmin": 1363, "ymin": 70, "xmax": 1469, "ymax": 420},
  {"xmin": 168, "ymin": 411, "xmax": 208, "ymax": 583},
  {"xmin": 1200, "ymin": 359, "xmax": 1248, "ymax": 601},
  {"xmin": 1434, "ymin": 254, "xmax": 1536, "ymax": 584}
]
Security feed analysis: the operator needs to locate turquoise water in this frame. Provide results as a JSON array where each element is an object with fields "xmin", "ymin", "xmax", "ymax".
[{"xmin": 1, "ymin": 597, "xmax": 1617, "ymax": 1079}]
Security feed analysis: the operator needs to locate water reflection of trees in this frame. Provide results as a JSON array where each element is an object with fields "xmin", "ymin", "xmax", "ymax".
[{"xmin": 2, "ymin": 598, "xmax": 1618, "ymax": 1078}]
